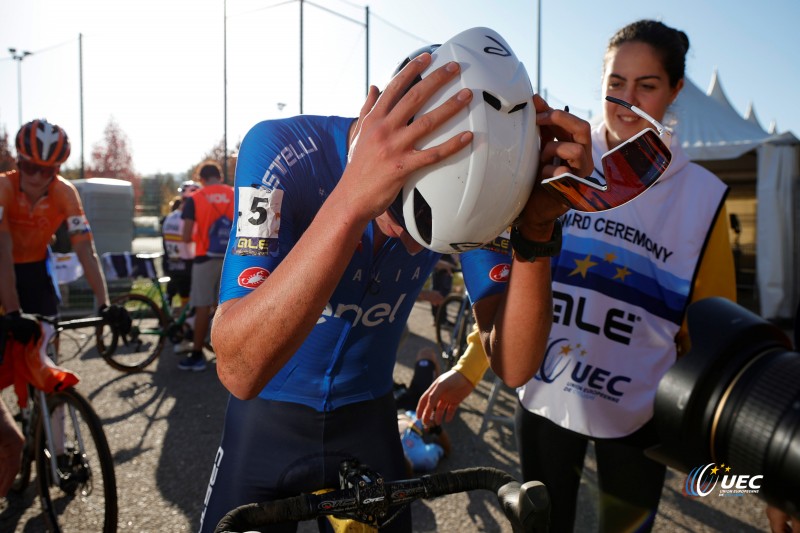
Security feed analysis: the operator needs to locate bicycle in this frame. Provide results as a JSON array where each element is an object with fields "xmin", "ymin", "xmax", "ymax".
[
  {"xmin": 2, "ymin": 314, "xmax": 118, "ymax": 532},
  {"xmin": 95, "ymin": 252, "xmax": 210, "ymax": 373},
  {"xmin": 213, "ymin": 459, "xmax": 549, "ymax": 532},
  {"xmin": 434, "ymin": 287, "xmax": 474, "ymax": 370}
]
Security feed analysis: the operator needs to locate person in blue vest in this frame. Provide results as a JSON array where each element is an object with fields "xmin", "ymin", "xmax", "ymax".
[{"xmin": 417, "ymin": 20, "xmax": 738, "ymax": 533}]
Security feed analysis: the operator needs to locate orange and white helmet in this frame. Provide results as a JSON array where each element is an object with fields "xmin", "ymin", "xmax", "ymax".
[
  {"xmin": 388, "ymin": 27, "xmax": 539, "ymax": 254},
  {"xmin": 15, "ymin": 119, "xmax": 71, "ymax": 166}
]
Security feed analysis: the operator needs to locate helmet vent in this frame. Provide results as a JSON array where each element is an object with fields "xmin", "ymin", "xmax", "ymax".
[
  {"xmin": 509, "ymin": 102, "xmax": 528, "ymax": 114},
  {"xmin": 412, "ymin": 188, "xmax": 432, "ymax": 245},
  {"xmin": 482, "ymin": 91, "xmax": 502, "ymax": 111}
]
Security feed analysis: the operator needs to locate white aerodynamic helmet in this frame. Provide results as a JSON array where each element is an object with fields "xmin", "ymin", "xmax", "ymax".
[
  {"xmin": 387, "ymin": 27, "xmax": 539, "ymax": 254},
  {"xmin": 178, "ymin": 180, "xmax": 201, "ymax": 198}
]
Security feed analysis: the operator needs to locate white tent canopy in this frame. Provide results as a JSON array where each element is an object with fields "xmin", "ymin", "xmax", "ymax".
[
  {"xmin": 744, "ymin": 102, "xmax": 766, "ymax": 131},
  {"xmin": 671, "ymin": 73, "xmax": 800, "ymax": 320},
  {"xmin": 706, "ymin": 69, "xmax": 736, "ymax": 111},
  {"xmin": 674, "ymin": 75, "xmax": 779, "ymax": 160}
]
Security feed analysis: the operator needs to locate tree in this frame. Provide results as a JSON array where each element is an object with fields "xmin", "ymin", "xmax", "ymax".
[
  {"xmin": 0, "ymin": 124, "xmax": 15, "ymax": 173},
  {"xmin": 146, "ymin": 172, "xmax": 182, "ymax": 217},
  {"xmin": 87, "ymin": 117, "xmax": 142, "ymax": 205}
]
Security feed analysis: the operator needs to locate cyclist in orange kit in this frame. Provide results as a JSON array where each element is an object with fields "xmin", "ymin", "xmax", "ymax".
[{"xmin": 0, "ymin": 119, "xmax": 112, "ymax": 330}]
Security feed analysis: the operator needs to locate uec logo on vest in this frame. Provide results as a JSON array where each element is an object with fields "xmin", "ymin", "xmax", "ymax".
[
  {"xmin": 685, "ymin": 463, "xmax": 763, "ymax": 497},
  {"xmin": 536, "ymin": 337, "xmax": 632, "ymax": 397}
]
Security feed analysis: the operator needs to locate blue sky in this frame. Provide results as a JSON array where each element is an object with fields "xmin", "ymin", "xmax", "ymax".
[{"xmin": 1, "ymin": 0, "xmax": 798, "ymax": 176}]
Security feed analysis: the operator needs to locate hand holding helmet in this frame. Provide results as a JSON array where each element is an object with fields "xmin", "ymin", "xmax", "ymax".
[
  {"xmin": 341, "ymin": 52, "xmax": 473, "ymax": 229},
  {"xmin": 388, "ymin": 28, "xmax": 544, "ymax": 253},
  {"xmin": 515, "ymin": 95, "xmax": 593, "ymax": 240}
]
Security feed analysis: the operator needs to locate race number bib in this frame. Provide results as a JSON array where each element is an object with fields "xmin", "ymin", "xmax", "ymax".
[
  {"xmin": 233, "ymin": 187, "xmax": 284, "ymax": 257},
  {"xmin": 164, "ymin": 240, "xmax": 181, "ymax": 260},
  {"xmin": 236, "ymin": 187, "xmax": 284, "ymax": 239}
]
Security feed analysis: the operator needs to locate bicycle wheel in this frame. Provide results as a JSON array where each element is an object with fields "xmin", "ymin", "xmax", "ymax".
[
  {"xmin": 34, "ymin": 388, "xmax": 117, "ymax": 532},
  {"xmin": 435, "ymin": 294, "xmax": 472, "ymax": 369},
  {"xmin": 96, "ymin": 293, "xmax": 167, "ymax": 372}
]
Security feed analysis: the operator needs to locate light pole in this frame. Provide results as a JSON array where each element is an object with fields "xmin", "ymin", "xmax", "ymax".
[
  {"xmin": 536, "ymin": 0, "xmax": 541, "ymax": 95},
  {"xmin": 9, "ymin": 47, "xmax": 33, "ymax": 128},
  {"xmin": 223, "ymin": 0, "xmax": 228, "ymax": 183},
  {"xmin": 299, "ymin": 1, "xmax": 370, "ymax": 113}
]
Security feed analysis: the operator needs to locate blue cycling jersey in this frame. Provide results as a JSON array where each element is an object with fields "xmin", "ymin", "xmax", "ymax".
[{"xmin": 219, "ymin": 115, "xmax": 441, "ymax": 412}]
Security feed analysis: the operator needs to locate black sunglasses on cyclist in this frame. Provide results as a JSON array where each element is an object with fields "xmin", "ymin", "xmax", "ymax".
[
  {"xmin": 18, "ymin": 159, "xmax": 59, "ymax": 178},
  {"xmin": 387, "ymin": 188, "xmax": 433, "ymax": 243},
  {"xmin": 540, "ymin": 96, "xmax": 672, "ymax": 212},
  {"xmin": 387, "ymin": 193, "xmax": 406, "ymax": 230}
]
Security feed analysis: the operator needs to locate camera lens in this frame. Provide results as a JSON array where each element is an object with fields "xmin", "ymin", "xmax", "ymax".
[
  {"xmin": 650, "ymin": 297, "xmax": 800, "ymax": 516},
  {"xmin": 712, "ymin": 347, "xmax": 800, "ymax": 508}
]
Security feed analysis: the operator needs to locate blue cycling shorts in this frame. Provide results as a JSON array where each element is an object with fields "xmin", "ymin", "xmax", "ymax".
[
  {"xmin": 198, "ymin": 392, "xmax": 411, "ymax": 533},
  {"xmin": 15, "ymin": 260, "xmax": 59, "ymax": 316}
]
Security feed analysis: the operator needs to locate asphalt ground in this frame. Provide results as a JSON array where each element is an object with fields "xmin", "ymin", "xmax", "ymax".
[
  {"xmin": 0, "ymin": 237, "xmax": 779, "ymax": 532},
  {"xmin": 0, "ymin": 294, "xmax": 776, "ymax": 533}
]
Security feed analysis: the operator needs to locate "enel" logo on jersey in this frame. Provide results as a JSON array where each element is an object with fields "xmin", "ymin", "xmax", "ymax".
[{"xmin": 317, "ymin": 294, "xmax": 407, "ymax": 327}]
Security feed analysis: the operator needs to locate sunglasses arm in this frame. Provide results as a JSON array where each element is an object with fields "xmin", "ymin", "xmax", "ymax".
[
  {"xmin": 605, "ymin": 95, "xmax": 669, "ymax": 139},
  {"xmin": 541, "ymin": 170, "xmax": 608, "ymax": 192}
]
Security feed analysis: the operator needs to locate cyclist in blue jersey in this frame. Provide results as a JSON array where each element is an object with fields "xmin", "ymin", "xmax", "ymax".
[{"xmin": 198, "ymin": 44, "xmax": 593, "ymax": 532}]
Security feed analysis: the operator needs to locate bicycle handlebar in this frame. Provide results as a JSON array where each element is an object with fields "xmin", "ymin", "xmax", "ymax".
[
  {"xmin": 0, "ymin": 312, "xmax": 123, "ymax": 356},
  {"xmin": 49, "ymin": 315, "xmax": 106, "ymax": 331},
  {"xmin": 214, "ymin": 464, "xmax": 550, "ymax": 533},
  {"xmin": 0, "ymin": 314, "xmax": 98, "ymax": 357}
]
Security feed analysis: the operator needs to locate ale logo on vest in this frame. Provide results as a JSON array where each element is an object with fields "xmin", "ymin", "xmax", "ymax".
[{"xmin": 238, "ymin": 267, "xmax": 270, "ymax": 289}]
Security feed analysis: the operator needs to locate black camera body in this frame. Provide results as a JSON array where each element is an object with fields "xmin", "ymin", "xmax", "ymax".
[{"xmin": 649, "ymin": 297, "xmax": 800, "ymax": 518}]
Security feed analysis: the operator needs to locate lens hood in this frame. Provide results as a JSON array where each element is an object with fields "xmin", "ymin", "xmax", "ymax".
[
  {"xmin": 650, "ymin": 297, "xmax": 791, "ymax": 471},
  {"xmin": 650, "ymin": 297, "xmax": 800, "ymax": 516}
]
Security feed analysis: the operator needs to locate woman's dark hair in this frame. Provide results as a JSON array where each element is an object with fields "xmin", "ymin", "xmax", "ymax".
[{"xmin": 606, "ymin": 20, "xmax": 690, "ymax": 88}]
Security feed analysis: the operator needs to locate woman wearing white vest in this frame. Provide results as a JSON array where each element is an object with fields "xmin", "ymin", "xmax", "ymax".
[
  {"xmin": 514, "ymin": 20, "xmax": 736, "ymax": 532},
  {"xmin": 417, "ymin": 20, "xmax": 737, "ymax": 532},
  {"xmin": 161, "ymin": 181, "xmax": 200, "ymax": 325}
]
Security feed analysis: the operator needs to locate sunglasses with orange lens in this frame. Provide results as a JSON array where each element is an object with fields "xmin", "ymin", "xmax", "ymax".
[
  {"xmin": 541, "ymin": 96, "xmax": 672, "ymax": 212},
  {"xmin": 18, "ymin": 160, "xmax": 59, "ymax": 178}
]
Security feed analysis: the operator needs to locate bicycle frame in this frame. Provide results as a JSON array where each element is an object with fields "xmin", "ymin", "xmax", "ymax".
[
  {"xmin": 140, "ymin": 275, "xmax": 175, "ymax": 315},
  {"xmin": 95, "ymin": 261, "xmax": 212, "ymax": 372},
  {"xmin": 454, "ymin": 292, "xmax": 473, "ymax": 336},
  {"xmin": 38, "ymin": 322, "xmax": 93, "ymax": 491},
  {"xmin": 125, "ymin": 253, "xmax": 203, "ymax": 342},
  {"xmin": 140, "ymin": 275, "xmax": 194, "ymax": 335},
  {"xmin": 4, "ymin": 315, "xmax": 118, "ymax": 531},
  {"xmin": 37, "ymin": 386, "xmax": 62, "ymax": 485},
  {"xmin": 436, "ymin": 289, "xmax": 475, "ymax": 369}
]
